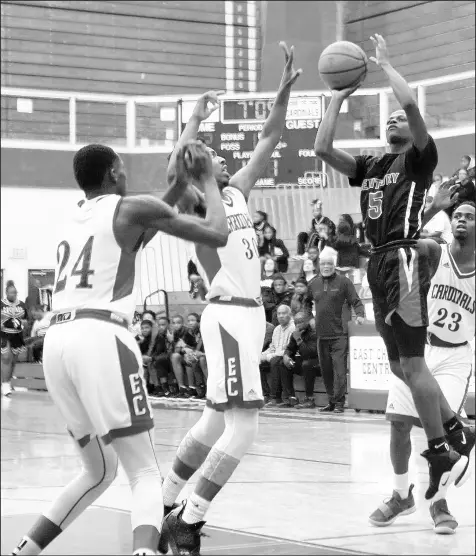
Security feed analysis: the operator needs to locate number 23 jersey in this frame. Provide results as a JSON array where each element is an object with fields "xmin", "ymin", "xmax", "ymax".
[
  {"xmin": 196, "ymin": 186, "xmax": 261, "ymax": 301},
  {"xmin": 53, "ymin": 195, "xmax": 142, "ymax": 321},
  {"xmin": 428, "ymin": 243, "xmax": 475, "ymax": 344}
]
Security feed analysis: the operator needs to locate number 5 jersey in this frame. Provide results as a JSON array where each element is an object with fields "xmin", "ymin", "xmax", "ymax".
[
  {"xmin": 428, "ymin": 243, "xmax": 475, "ymax": 344},
  {"xmin": 52, "ymin": 195, "xmax": 142, "ymax": 321}
]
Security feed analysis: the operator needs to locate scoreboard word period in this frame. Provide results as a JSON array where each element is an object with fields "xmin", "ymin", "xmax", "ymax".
[{"xmin": 180, "ymin": 96, "xmax": 325, "ymax": 189}]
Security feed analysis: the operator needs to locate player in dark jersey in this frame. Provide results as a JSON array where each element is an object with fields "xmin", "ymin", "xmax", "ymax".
[
  {"xmin": 314, "ymin": 34, "xmax": 472, "ymax": 502},
  {"xmin": 1, "ymin": 280, "xmax": 28, "ymax": 397}
]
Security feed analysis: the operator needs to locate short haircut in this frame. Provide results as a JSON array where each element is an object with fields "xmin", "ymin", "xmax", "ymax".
[
  {"xmin": 188, "ymin": 312, "xmax": 200, "ymax": 321},
  {"xmin": 73, "ymin": 144, "xmax": 118, "ymax": 191},
  {"xmin": 277, "ymin": 304, "xmax": 292, "ymax": 315},
  {"xmin": 157, "ymin": 316, "xmax": 169, "ymax": 324},
  {"xmin": 256, "ymin": 210, "xmax": 268, "ymax": 221},
  {"xmin": 320, "ymin": 246, "xmax": 338, "ymax": 264},
  {"xmin": 142, "ymin": 309, "xmax": 156, "ymax": 321},
  {"xmin": 6, "ymin": 280, "xmax": 16, "ymax": 293},
  {"xmin": 452, "ymin": 200, "xmax": 476, "ymax": 216},
  {"xmin": 172, "ymin": 314, "xmax": 184, "ymax": 323},
  {"xmin": 462, "ymin": 154, "xmax": 471, "ymax": 162}
]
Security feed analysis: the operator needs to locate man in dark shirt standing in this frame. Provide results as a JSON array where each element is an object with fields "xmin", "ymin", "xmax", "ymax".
[
  {"xmin": 308, "ymin": 248, "xmax": 365, "ymax": 413},
  {"xmin": 314, "ymin": 34, "xmax": 473, "ymax": 502}
]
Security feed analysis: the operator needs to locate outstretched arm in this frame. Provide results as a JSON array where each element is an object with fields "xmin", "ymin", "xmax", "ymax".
[
  {"xmin": 120, "ymin": 142, "xmax": 228, "ymax": 248},
  {"xmin": 370, "ymin": 34, "xmax": 428, "ymax": 151},
  {"xmin": 314, "ymin": 85, "xmax": 360, "ymax": 179},
  {"xmin": 166, "ymin": 90, "xmax": 223, "ymax": 187},
  {"xmin": 230, "ymin": 42, "xmax": 302, "ymax": 199},
  {"xmin": 422, "ymin": 180, "xmax": 459, "ymax": 227}
]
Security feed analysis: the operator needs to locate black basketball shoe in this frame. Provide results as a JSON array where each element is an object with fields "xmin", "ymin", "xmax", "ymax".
[
  {"xmin": 446, "ymin": 425, "xmax": 475, "ymax": 487},
  {"xmin": 162, "ymin": 503, "xmax": 206, "ymax": 556},
  {"xmin": 158, "ymin": 503, "xmax": 180, "ymax": 554},
  {"xmin": 421, "ymin": 448, "xmax": 468, "ymax": 500}
]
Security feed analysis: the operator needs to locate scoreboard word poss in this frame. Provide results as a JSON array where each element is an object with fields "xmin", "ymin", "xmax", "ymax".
[{"xmin": 180, "ymin": 96, "xmax": 325, "ymax": 189}]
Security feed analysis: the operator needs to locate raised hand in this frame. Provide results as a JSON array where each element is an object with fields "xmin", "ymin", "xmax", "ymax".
[
  {"xmin": 279, "ymin": 41, "xmax": 303, "ymax": 88},
  {"xmin": 331, "ymin": 81, "xmax": 362, "ymax": 101},
  {"xmin": 431, "ymin": 180, "xmax": 460, "ymax": 211},
  {"xmin": 192, "ymin": 90, "xmax": 225, "ymax": 122},
  {"xmin": 180, "ymin": 140, "xmax": 213, "ymax": 182},
  {"xmin": 369, "ymin": 34, "xmax": 390, "ymax": 67}
]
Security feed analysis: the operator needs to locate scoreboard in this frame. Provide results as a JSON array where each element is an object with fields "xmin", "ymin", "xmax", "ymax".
[{"xmin": 180, "ymin": 96, "xmax": 326, "ymax": 189}]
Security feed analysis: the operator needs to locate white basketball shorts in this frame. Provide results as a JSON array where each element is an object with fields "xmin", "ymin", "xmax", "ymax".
[
  {"xmin": 386, "ymin": 343, "xmax": 473, "ymax": 427},
  {"xmin": 43, "ymin": 318, "xmax": 153, "ymax": 445},
  {"xmin": 200, "ymin": 302, "xmax": 266, "ymax": 411}
]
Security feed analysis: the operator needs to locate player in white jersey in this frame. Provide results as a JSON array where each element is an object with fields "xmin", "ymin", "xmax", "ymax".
[
  {"xmin": 12, "ymin": 142, "xmax": 228, "ymax": 556},
  {"xmin": 369, "ymin": 201, "xmax": 475, "ymax": 534},
  {"xmin": 157, "ymin": 43, "xmax": 302, "ymax": 555}
]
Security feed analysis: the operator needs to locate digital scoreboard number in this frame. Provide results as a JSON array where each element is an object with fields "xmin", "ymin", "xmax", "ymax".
[{"xmin": 180, "ymin": 96, "xmax": 325, "ymax": 188}]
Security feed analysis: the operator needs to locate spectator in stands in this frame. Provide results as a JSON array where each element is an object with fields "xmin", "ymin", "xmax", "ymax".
[
  {"xmin": 262, "ymin": 305, "xmax": 296, "ymax": 407},
  {"xmin": 259, "ymin": 321, "xmax": 276, "ymax": 403},
  {"xmin": 28, "ymin": 305, "xmax": 52, "ymax": 363},
  {"xmin": 261, "ymin": 257, "xmax": 279, "ymax": 287},
  {"xmin": 259, "ymin": 224, "xmax": 289, "ymax": 273},
  {"xmin": 253, "ymin": 210, "xmax": 271, "ymax": 249},
  {"xmin": 129, "ymin": 311, "xmax": 142, "ymax": 336},
  {"xmin": 270, "ymin": 274, "xmax": 293, "ymax": 326},
  {"xmin": 421, "ymin": 193, "xmax": 453, "ymax": 243},
  {"xmin": 334, "ymin": 217, "xmax": 368, "ymax": 281},
  {"xmin": 442, "ymin": 169, "xmax": 476, "ymax": 219},
  {"xmin": 298, "ymin": 246, "xmax": 319, "ymax": 279},
  {"xmin": 301, "ymin": 258, "xmax": 319, "ymax": 285},
  {"xmin": 135, "ymin": 319, "xmax": 159, "ymax": 394},
  {"xmin": 290, "ymin": 278, "xmax": 313, "ymax": 318},
  {"xmin": 186, "ymin": 312, "xmax": 207, "ymax": 399},
  {"xmin": 170, "ymin": 314, "xmax": 198, "ymax": 398},
  {"xmin": 283, "ymin": 312, "xmax": 319, "ymax": 409},
  {"xmin": 453, "ymin": 154, "xmax": 475, "ymax": 180},
  {"xmin": 187, "ymin": 260, "xmax": 208, "ymax": 301},
  {"xmin": 296, "ymin": 199, "xmax": 336, "ymax": 256},
  {"xmin": 308, "ymin": 247, "xmax": 365, "ymax": 413},
  {"xmin": 151, "ymin": 316, "xmax": 176, "ymax": 398}
]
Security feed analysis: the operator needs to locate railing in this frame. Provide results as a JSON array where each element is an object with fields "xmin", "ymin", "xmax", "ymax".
[{"xmin": 2, "ymin": 70, "xmax": 474, "ymax": 152}]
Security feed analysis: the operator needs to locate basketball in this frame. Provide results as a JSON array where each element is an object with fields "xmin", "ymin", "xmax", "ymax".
[{"xmin": 318, "ymin": 41, "xmax": 368, "ymax": 90}]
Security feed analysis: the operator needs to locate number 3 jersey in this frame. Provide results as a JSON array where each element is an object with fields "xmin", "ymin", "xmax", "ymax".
[
  {"xmin": 428, "ymin": 243, "xmax": 475, "ymax": 344},
  {"xmin": 196, "ymin": 186, "xmax": 261, "ymax": 301},
  {"xmin": 53, "ymin": 195, "xmax": 142, "ymax": 322}
]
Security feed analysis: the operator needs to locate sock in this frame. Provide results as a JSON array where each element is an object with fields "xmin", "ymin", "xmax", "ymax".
[
  {"xmin": 182, "ymin": 493, "xmax": 211, "ymax": 525},
  {"xmin": 393, "ymin": 472, "xmax": 410, "ymax": 499},
  {"xmin": 162, "ymin": 469, "xmax": 188, "ymax": 507},
  {"xmin": 11, "ymin": 536, "xmax": 42, "ymax": 555},
  {"xmin": 444, "ymin": 415, "xmax": 464, "ymax": 435},
  {"xmin": 428, "ymin": 436, "xmax": 450, "ymax": 454}
]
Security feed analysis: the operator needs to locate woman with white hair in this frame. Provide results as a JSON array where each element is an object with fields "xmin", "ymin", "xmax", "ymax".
[{"xmin": 307, "ymin": 247, "xmax": 366, "ymax": 413}]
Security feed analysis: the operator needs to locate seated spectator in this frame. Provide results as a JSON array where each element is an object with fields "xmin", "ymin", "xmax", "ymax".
[
  {"xmin": 259, "ymin": 224, "xmax": 289, "ymax": 273},
  {"xmin": 283, "ymin": 312, "xmax": 319, "ymax": 409},
  {"xmin": 261, "ymin": 257, "xmax": 279, "ymax": 287},
  {"xmin": 296, "ymin": 199, "xmax": 336, "ymax": 256},
  {"xmin": 135, "ymin": 319, "xmax": 158, "ymax": 394},
  {"xmin": 253, "ymin": 210, "xmax": 272, "ymax": 249},
  {"xmin": 298, "ymin": 246, "xmax": 319, "ymax": 278},
  {"xmin": 28, "ymin": 305, "xmax": 52, "ymax": 363},
  {"xmin": 301, "ymin": 258, "xmax": 319, "ymax": 285},
  {"xmin": 421, "ymin": 193, "xmax": 453, "ymax": 243},
  {"xmin": 290, "ymin": 278, "xmax": 313, "ymax": 318},
  {"xmin": 452, "ymin": 155, "xmax": 475, "ymax": 180},
  {"xmin": 170, "ymin": 314, "xmax": 198, "ymax": 398},
  {"xmin": 308, "ymin": 247, "xmax": 365, "ymax": 413},
  {"xmin": 151, "ymin": 316, "xmax": 176, "ymax": 397},
  {"xmin": 259, "ymin": 320, "xmax": 276, "ymax": 403},
  {"xmin": 262, "ymin": 305, "xmax": 296, "ymax": 407},
  {"xmin": 186, "ymin": 312, "xmax": 207, "ymax": 399},
  {"xmin": 270, "ymin": 274, "xmax": 293, "ymax": 326}
]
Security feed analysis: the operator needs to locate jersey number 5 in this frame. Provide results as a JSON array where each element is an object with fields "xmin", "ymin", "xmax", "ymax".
[
  {"xmin": 368, "ymin": 191, "xmax": 383, "ymax": 220},
  {"xmin": 54, "ymin": 236, "xmax": 95, "ymax": 294}
]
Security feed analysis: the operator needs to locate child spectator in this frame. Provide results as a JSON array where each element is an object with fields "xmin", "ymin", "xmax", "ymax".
[
  {"xmin": 259, "ymin": 224, "xmax": 289, "ymax": 273},
  {"xmin": 151, "ymin": 316, "xmax": 176, "ymax": 398},
  {"xmin": 270, "ymin": 274, "xmax": 293, "ymax": 326},
  {"xmin": 186, "ymin": 313, "xmax": 207, "ymax": 398},
  {"xmin": 135, "ymin": 319, "xmax": 157, "ymax": 394},
  {"xmin": 298, "ymin": 246, "xmax": 319, "ymax": 279},
  {"xmin": 170, "ymin": 314, "xmax": 198, "ymax": 398},
  {"xmin": 290, "ymin": 278, "xmax": 313, "ymax": 318}
]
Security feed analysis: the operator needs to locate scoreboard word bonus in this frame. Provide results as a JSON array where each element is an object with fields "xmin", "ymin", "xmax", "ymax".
[{"xmin": 180, "ymin": 96, "xmax": 325, "ymax": 188}]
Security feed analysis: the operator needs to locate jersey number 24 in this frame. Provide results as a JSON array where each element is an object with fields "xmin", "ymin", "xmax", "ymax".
[{"xmin": 54, "ymin": 236, "xmax": 95, "ymax": 294}]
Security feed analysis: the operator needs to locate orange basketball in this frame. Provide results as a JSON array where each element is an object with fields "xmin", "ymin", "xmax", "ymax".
[{"xmin": 318, "ymin": 41, "xmax": 367, "ymax": 91}]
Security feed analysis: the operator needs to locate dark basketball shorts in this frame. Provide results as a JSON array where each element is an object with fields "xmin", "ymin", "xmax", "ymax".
[
  {"xmin": 367, "ymin": 242, "xmax": 431, "ymax": 360},
  {"xmin": 1, "ymin": 331, "xmax": 26, "ymax": 356}
]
